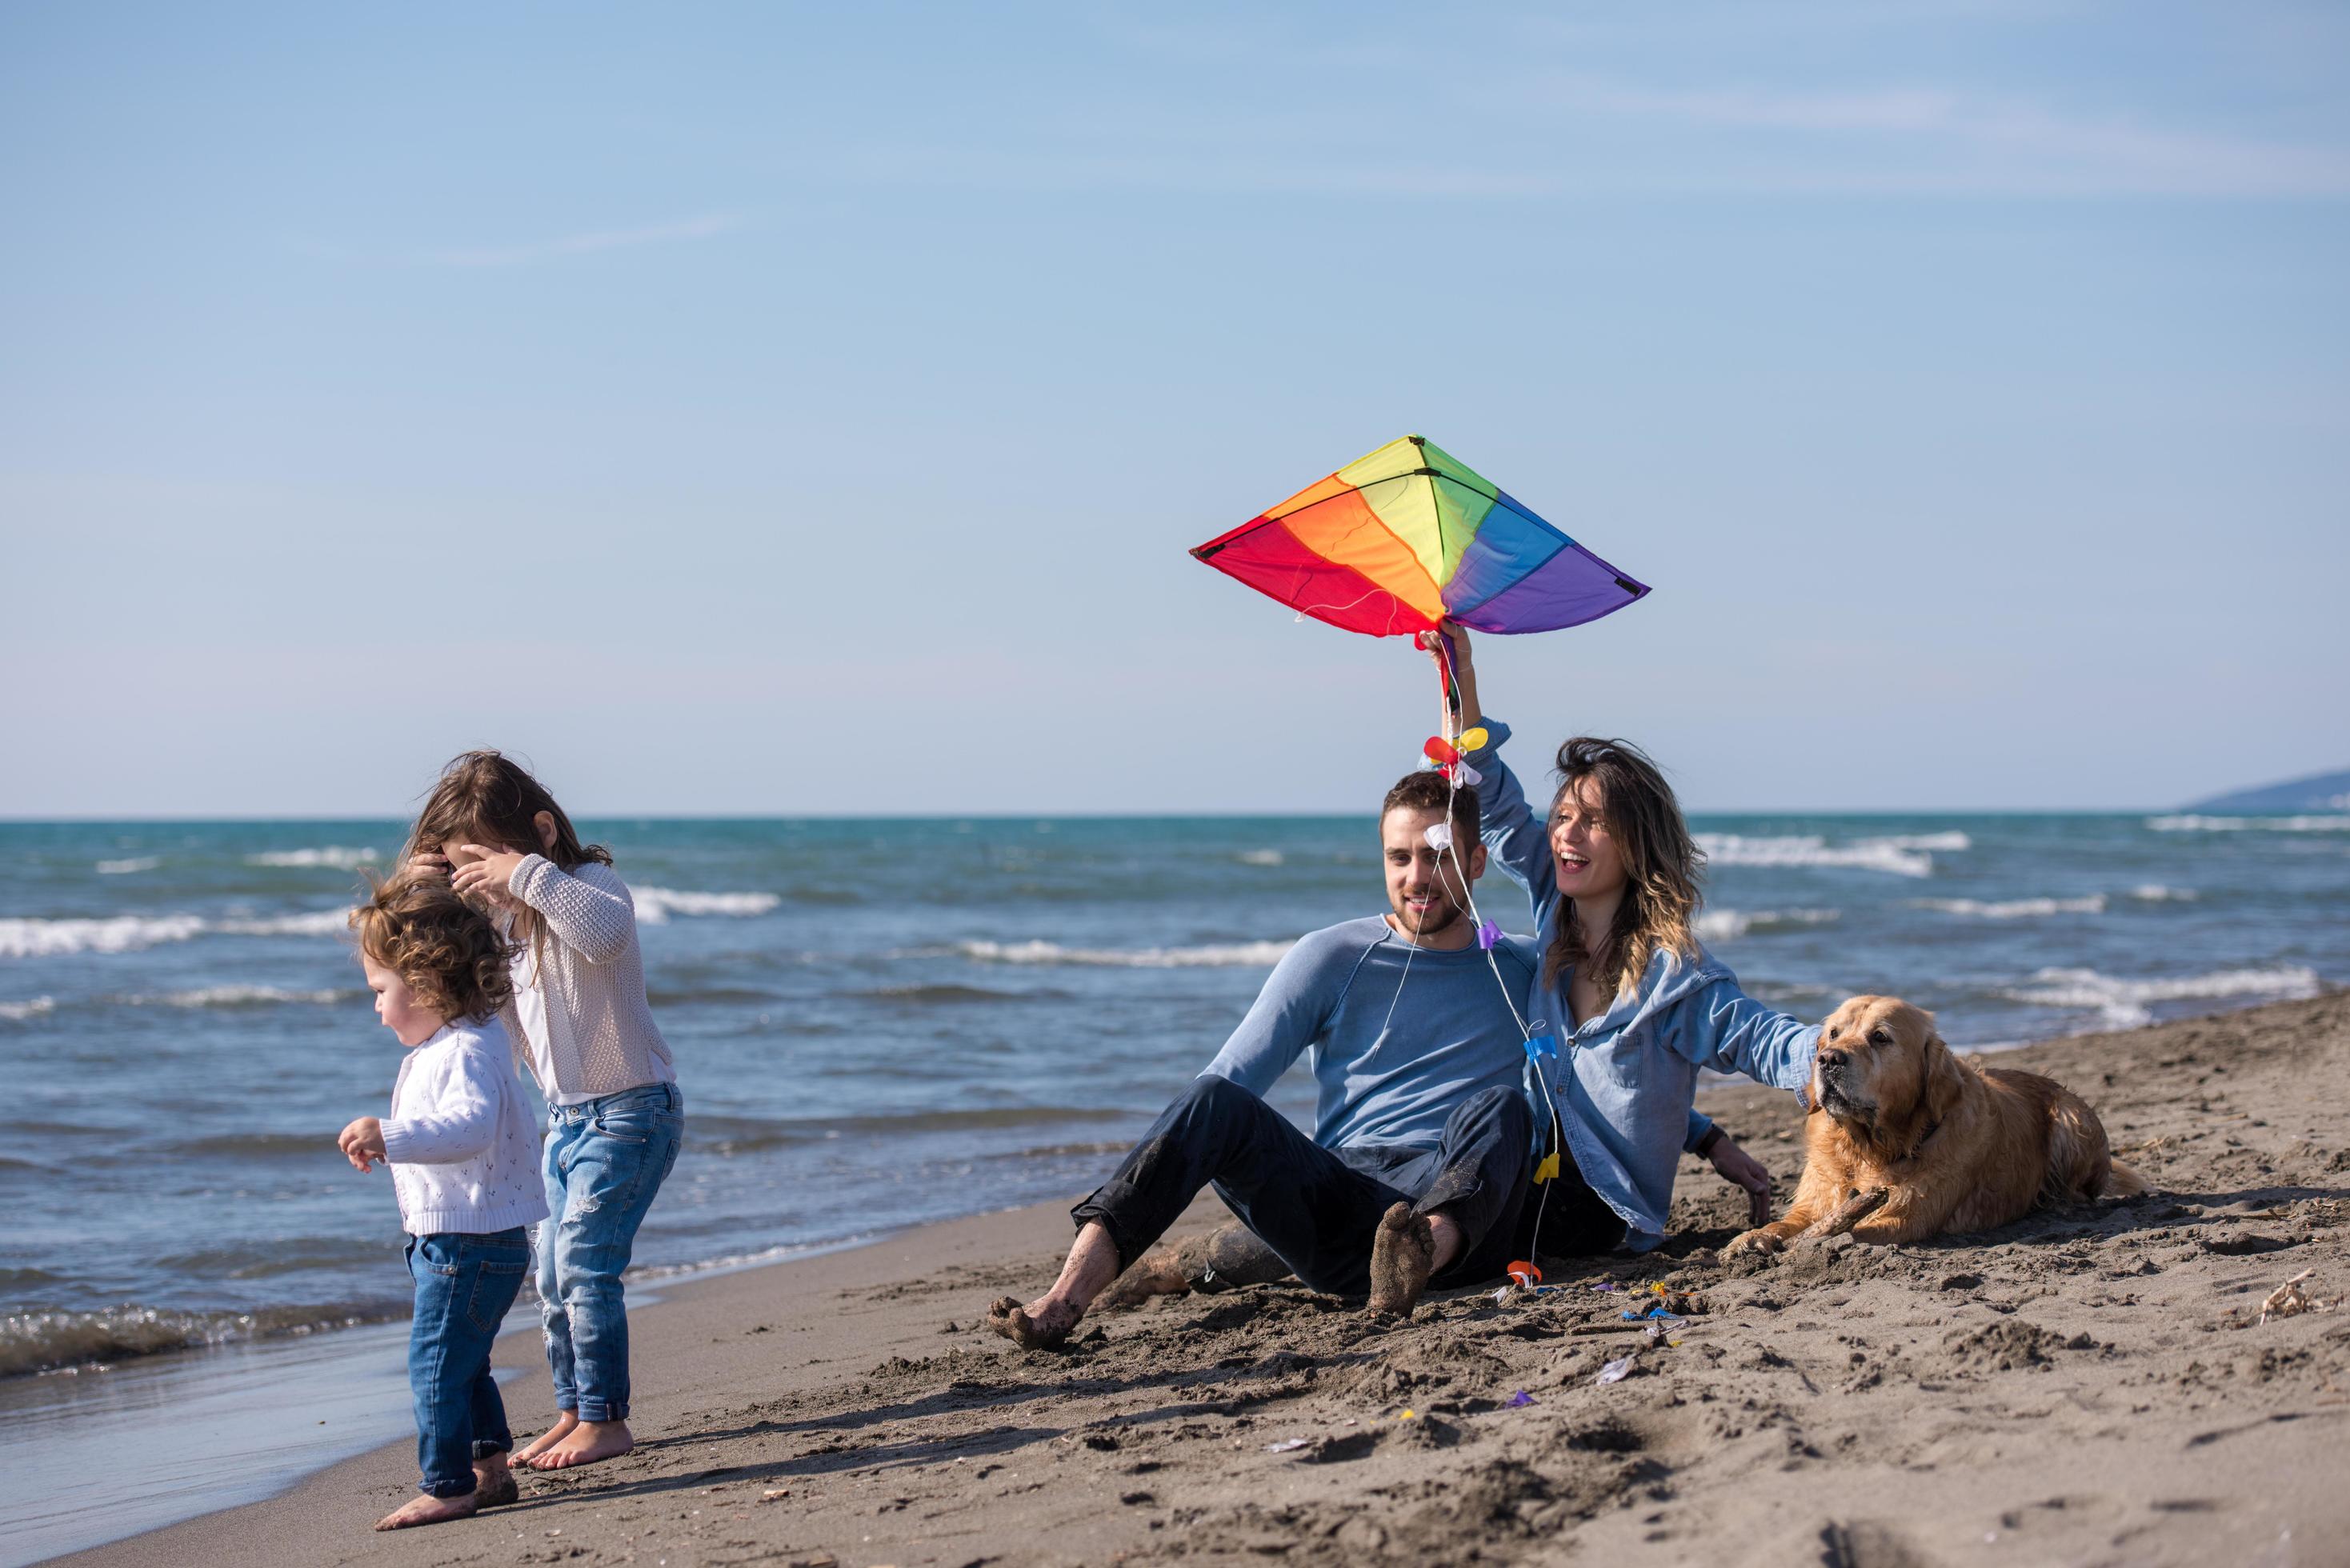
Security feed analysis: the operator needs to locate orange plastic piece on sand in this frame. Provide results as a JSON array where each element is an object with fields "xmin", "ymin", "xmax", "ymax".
[{"xmin": 1507, "ymin": 1261, "xmax": 1542, "ymax": 1289}]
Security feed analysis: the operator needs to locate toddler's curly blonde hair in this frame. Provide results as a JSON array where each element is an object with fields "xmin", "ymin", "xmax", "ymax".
[{"xmin": 350, "ymin": 874, "xmax": 514, "ymax": 1024}]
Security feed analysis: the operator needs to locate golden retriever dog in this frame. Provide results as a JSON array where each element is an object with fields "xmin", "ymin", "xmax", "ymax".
[{"xmin": 1726, "ymin": 995, "xmax": 2147, "ymax": 1254}]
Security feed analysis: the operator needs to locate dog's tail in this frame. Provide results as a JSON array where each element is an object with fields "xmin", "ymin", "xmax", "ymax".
[{"xmin": 2100, "ymin": 1159, "xmax": 2151, "ymax": 1198}]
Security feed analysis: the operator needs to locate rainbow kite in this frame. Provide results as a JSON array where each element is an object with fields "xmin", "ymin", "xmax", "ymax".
[{"xmin": 1191, "ymin": 434, "xmax": 1648, "ymax": 638}]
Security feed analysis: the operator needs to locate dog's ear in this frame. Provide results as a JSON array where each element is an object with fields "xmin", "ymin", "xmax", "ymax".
[{"xmin": 1922, "ymin": 1033, "xmax": 1968, "ymax": 1124}]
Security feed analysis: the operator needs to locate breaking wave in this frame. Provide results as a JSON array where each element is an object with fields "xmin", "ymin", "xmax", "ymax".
[
  {"xmin": 1916, "ymin": 895, "xmax": 2106, "ymax": 919},
  {"xmin": 130, "ymin": 986, "xmax": 350, "ymax": 1009},
  {"xmin": 1695, "ymin": 834, "xmax": 1937, "ymax": 878},
  {"xmin": 0, "ymin": 909, "xmax": 351, "ymax": 958},
  {"xmin": 0, "ymin": 996, "xmax": 57, "ymax": 1022},
  {"xmin": 1695, "ymin": 908, "xmax": 1842, "ymax": 942},
  {"xmin": 633, "ymin": 887, "xmax": 783, "ymax": 922},
  {"xmin": 2003, "ymin": 964, "xmax": 2322, "ymax": 1030},
  {"xmin": 2128, "ymin": 884, "xmax": 2200, "ymax": 902},
  {"xmin": 246, "ymin": 846, "xmax": 379, "ymax": 869},
  {"xmin": 0, "ymin": 1302, "xmax": 395, "ymax": 1379},
  {"xmin": 1235, "ymin": 850, "xmax": 1285, "ymax": 866},
  {"xmin": 955, "ymin": 938, "xmax": 1295, "ymax": 968},
  {"xmin": 0, "ymin": 914, "xmax": 208, "ymax": 958},
  {"xmin": 95, "ymin": 857, "xmax": 159, "ymax": 875},
  {"xmin": 2146, "ymin": 815, "xmax": 2350, "ymax": 833}
]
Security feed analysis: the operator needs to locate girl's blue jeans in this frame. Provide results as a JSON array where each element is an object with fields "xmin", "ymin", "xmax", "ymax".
[
  {"xmin": 537, "ymin": 1082, "xmax": 683, "ymax": 1422},
  {"xmin": 406, "ymin": 1228, "xmax": 530, "ymax": 1498}
]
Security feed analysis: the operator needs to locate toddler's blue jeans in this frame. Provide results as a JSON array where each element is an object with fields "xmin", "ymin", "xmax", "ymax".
[
  {"xmin": 538, "ymin": 1082, "xmax": 683, "ymax": 1422},
  {"xmin": 406, "ymin": 1228, "xmax": 530, "ymax": 1498}
]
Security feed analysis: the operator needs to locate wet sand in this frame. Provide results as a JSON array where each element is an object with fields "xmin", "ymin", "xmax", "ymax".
[{"xmin": 55, "ymin": 993, "xmax": 2350, "ymax": 1567}]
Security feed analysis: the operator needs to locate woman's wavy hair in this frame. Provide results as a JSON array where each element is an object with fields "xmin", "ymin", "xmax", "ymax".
[
  {"xmin": 350, "ymin": 873, "xmax": 515, "ymax": 1025},
  {"xmin": 402, "ymin": 750, "xmax": 609, "ymax": 963},
  {"xmin": 1543, "ymin": 736, "xmax": 1706, "ymax": 999}
]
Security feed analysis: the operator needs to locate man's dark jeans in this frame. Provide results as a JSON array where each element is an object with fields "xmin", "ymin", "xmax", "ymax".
[{"xmin": 1071, "ymin": 1077, "xmax": 1532, "ymax": 1297}]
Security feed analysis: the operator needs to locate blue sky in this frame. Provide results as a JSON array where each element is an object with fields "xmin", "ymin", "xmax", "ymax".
[{"xmin": 3, "ymin": 2, "xmax": 2344, "ymax": 816}]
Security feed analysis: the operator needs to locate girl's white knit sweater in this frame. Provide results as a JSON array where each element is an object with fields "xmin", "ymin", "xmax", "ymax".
[
  {"xmin": 380, "ymin": 1018, "xmax": 550, "ymax": 1237},
  {"xmin": 499, "ymin": 856, "xmax": 675, "ymax": 1100}
]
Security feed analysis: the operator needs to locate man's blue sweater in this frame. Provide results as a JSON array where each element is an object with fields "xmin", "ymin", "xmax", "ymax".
[{"xmin": 1198, "ymin": 916, "xmax": 1539, "ymax": 1150}]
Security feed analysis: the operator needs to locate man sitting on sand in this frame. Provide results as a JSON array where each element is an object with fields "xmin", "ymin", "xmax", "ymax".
[{"xmin": 987, "ymin": 770, "xmax": 1543, "ymax": 1348}]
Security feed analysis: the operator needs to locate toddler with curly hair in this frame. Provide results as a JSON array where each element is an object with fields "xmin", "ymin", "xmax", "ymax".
[{"xmin": 336, "ymin": 875, "xmax": 548, "ymax": 1532}]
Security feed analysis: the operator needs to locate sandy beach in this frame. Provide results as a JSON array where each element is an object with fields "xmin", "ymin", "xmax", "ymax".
[{"xmin": 52, "ymin": 991, "xmax": 2349, "ymax": 1568}]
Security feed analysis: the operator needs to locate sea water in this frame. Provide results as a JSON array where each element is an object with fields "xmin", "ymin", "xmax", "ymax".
[{"xmin": 1, "ymin": 812, "xmax": 2344, "ymax": 1557}]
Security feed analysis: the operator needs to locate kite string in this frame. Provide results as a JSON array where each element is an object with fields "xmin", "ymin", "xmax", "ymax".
[{"xmin": 1428, "ymin": 660, "xmax": 1567, "ymax": 1265}]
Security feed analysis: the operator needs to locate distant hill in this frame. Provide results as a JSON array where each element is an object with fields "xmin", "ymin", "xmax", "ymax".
[{"xmin": 2187, "ymin": 769, "xmax": 2350, "ymax": 813}]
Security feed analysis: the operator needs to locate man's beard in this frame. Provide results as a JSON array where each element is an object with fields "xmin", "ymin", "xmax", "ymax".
[{"xmin": 1396, "ymin": 894, "xmax": 1465, "ymax": 938}]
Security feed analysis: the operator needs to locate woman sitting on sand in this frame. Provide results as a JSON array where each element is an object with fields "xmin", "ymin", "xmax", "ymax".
[{"xmin": 1424, "ymin": 622, "xmax": 1816, "ymax": 1258}]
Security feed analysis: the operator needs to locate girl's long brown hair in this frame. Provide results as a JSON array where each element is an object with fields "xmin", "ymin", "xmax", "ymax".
[
  {"xmin": 403, "ymin": 750, "xmax": 609, "ymax": 966},
  {"xmin": 1543, "ymin": 737, "xmax": 1705, "ymax": 999}
]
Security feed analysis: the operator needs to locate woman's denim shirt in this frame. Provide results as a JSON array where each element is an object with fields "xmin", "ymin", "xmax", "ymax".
[{"xmin": 1467, "ymin": 719, "xmax": 1820, "ymax": 1250}]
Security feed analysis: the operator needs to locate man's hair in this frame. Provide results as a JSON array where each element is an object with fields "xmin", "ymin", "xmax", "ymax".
[
  {"xmin": 350, "ymin": 874, "xmax": 514, "ymax": 1025},
  {"xmin": 1380, "ymin": 768, "xmax": 1479, "ymax": 845}
]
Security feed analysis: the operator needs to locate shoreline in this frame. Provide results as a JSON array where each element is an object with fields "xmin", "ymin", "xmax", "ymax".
[{"xmin": 42, "ymin": 990, "xmax": 2350, "ymax": 1566}]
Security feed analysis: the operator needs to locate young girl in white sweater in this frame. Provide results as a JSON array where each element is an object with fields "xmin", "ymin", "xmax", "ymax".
[
  {"xmin": 337, "ymin": 876, "xmax": 546, "ymax": 1531},
  {"xmin": 406, "ymin": 751, "xmax": 682, "ymax": 1472}
]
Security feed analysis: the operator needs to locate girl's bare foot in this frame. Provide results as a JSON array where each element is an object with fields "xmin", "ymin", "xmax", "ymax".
[
  {"xmin": 473, "ymin": 1453, "xmax": 519, "ymax": 1508},
  {"xmin": 375, "ymin": 1492, "xmax": 478, "ymax": 1530},
  {"xmin": 526, "ymin": 1418, "xmax": 635, "ymax": 1470},
  {"xmin": 514, "ymin": 1412, "xmax": 578, "ymax": 1466}
]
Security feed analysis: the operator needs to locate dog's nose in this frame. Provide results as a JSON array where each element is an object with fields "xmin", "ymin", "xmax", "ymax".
[{"xmin": 1818, "ymin": 1051, "xmax": 1849, "ymax": 1078}]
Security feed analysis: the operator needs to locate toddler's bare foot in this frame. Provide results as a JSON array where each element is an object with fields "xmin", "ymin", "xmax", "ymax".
[
  {"xmin": 1367, "ymin": 1202, "xmax": 1437, "ymax": 1317},
  {"xmin": 375, "ymin": 1492, "xmax": 478, "ymax": 1530},
  {"xmin": 527, "ymin": 1418, "xmax": 635, "ymax": 1470},
  {"xmin": 986, "ymin": 1294, "xmax": 1080, "ymax": 1350},
  {"xmin": 472, "ymin": 1454, "xmax": 518, "ymax": 1508},
  {"xmin": 514, "ymin": 1412, "xmax": 578, "ymax": 1466}
]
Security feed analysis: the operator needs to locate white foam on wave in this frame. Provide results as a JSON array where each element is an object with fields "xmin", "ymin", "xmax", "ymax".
[
  {"xmin": 132, "ymin": 986, "xmax": 350, "ymax": 1009},
  {"xmin": 1695, "ymin": 834, "xmax": 1935, "ymax": 878},
  {"xmin": 1695, "ymin": 907, "xmax": 1842, "ymax": 942},
  {"xmin": 0, "ymin": 908, "xmax": 354, "ymax": 958},
  {"xmin": 94, "ymin": 857, "xmax": 159, "ymax": 875},
  {"xmin": 633, "ymin": 887, "xmax": 783, "ymax": 922},
  {"xmin": 1917, "ymin": 895, "xmax": 2107, "ymax": 919},
  {"xmin": 2129, "ymin": 884, "xmax": 2199, "ymax": 902},
  {"xmin": 216, "ymin": 910, "xmax": 354, "ymax": 938},
  {"xmin": 1865, "ymin": 831, "xmax": 1972, "ymax": 852},
  {"xmin": 957, "ymin": 938, "xmax": 1296, "ymax": 969},
  {"xmin": 0, "ymin": 997, "xmax": 57, "ymax": 1022},
  {"xmin": 246, "ymin": 846, "xmax": 379, "ymax": 869},
  {"xmin": 0, "ymin": 915, "xmax": 209, "ymax": 958},
  {"xmin": 2004, "ymin": 964, "xmax": 2321, "ymax": 1030},
  {"xmin": 2147, "ymin": 814, "xmax": 2350, "ymax": 833},
  {"xmin": 1236, "ymin": 850, "xmax": 1285, "ymax": 866}
]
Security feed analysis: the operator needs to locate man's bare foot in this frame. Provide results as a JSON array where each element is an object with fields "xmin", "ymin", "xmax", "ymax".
[
  {"xmin": 987, "ymin": 1293, "xmax": 1083, "ymax": 1350},
  {"xmin": 1367, "ymin": 1202, "xmax": 1438, "ymax": 1316},
  {"xmin": 1091, "ymin": 1247, "xmax": 1191, "ymax": 1312},
  {"xmin": 473, "ymin": 1453, "xmax": 518, "ymax": 1508},
  {"xmin": 526, "ymin": 1418, "xmax": 634, "ymax": 1470},
  {"xmin": 375, "ymin": 1492, "xmax": 478, "ymax": 1530},
  {"xmin": 513, "ymin": 1412, "xmax": 578, "ymax": 1466}
]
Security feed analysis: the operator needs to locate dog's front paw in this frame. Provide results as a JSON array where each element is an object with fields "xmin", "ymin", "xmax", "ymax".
[{"xmin": 1723, "ymin": 1227, "xmax": 1787, "ymax": 1258}]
